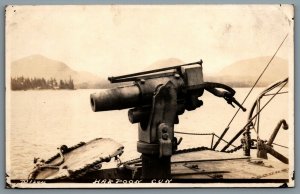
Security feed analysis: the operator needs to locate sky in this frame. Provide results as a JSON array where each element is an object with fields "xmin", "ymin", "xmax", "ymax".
[{"xmin": 5, "ymin": 5, "xmax": 294, "ymax": 76}]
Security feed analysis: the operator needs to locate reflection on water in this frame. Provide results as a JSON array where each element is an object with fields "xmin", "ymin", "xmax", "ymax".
[{"xmin": 8, "ymin": 88, "xmax": 289, "ymax": 179}]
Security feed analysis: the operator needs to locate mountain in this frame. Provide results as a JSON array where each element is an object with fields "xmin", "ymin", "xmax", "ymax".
[
  {"xmin": 11, "ymin": 55, "xmax": 108, "ymax": 88},
  {"xmin": 207, "ymin": 56, "xmax": 289, "ymax": 87},
  {"xmin": 11, "ymin": 55, "xmax": 288, "ymax": 89}
]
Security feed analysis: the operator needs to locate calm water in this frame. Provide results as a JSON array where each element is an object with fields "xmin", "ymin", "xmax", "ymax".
[{"xmin": 8, "ymin": 88, "xmax": 289, "ymax": 179}]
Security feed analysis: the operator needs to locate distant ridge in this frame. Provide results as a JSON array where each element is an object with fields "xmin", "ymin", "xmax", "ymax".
[
  {"xmin": 11, "ymin": 55, "xmax": 108, "ymax": 89},
  {"xmin": 143, "ymin": 56, "xmax": 288, "ymax": 87},
  {"xmin": 206, "ymin": 56, "xmax": 289, "ymax": 87}
]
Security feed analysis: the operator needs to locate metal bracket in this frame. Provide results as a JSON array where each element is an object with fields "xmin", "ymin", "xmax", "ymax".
[{"xmin": 158, "ymin": 123, "xmax": 173, "ymax": 157}]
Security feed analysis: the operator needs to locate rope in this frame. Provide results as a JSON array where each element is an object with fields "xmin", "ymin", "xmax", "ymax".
[
  {"xmin": 213, "ymin": 33, "xmax": 289, "ymax": 150},
  {"xmin": 28, "ymin": 147, "xmax": 66, "ymax": 179}
]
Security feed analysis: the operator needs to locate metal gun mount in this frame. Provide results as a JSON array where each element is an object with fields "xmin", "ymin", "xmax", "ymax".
[{"xmin": 90, "ymin": 60, "xmax": 246, "ymax": 179}]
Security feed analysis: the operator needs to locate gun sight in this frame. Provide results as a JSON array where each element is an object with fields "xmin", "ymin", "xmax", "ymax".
[{"xmin": 108, "ymin": 60, "xmax": 202, "ymax": 83}]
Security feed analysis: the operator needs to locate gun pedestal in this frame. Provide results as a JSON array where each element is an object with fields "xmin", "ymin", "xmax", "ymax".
[
  {"xmin": 134, "ymin": 81, "xmax": 179, "ymax": 179},
  {"xmin": 141, "ymin": 153, "xmax": 171, "ymax": 179}
]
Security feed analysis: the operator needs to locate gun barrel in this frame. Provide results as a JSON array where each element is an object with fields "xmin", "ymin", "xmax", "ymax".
[
  {"xmin": 91, "ymin": 76, "xmax": 185, "ymax": 112},
  {"xmin": 90, "ymin": 85, "xmax": 140, "ymax": 112}
]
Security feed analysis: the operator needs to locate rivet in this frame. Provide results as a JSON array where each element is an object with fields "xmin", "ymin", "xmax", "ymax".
[{"xmin": 162, "ymin": 133, "xmax": 169, "ymax": 140}]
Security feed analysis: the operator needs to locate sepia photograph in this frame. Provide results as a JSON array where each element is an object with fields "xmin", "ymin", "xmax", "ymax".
[{"xmin": 5, "ymin": 4, "xmax": 294, "ymax": 188}]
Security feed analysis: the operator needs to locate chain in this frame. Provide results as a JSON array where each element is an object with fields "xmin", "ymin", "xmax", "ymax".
[
  {"xmin": 174, "ymin": 131, "xmax": 214, "ymax": 136},
  {"xmin": 174, "ymin": 146, "xmax": 211, "ymax": 154},
  {"xmin": 251, "ymin": 168, "xmax": 288, "ymax": 179},
  {"xmin": 119, "ymin": 146, "xmax": 212, "ymax": 166},
  {"xmin": 174, "ymin": 131, "xmax": 237, "ymax": 148},
  {"xmin": 69, "ymin": 157, "xmax": 112, "ymax": 179},
  {"xmin": 118, "ymin": 157, "xmax": 142, "ymax": 167},
  {"xmin": 121, "ymin": 143, "xmax": 243, "ymax": 167},
  {"xmin": 223, "ymin": 144, "xmax": 243, "ymax": 153}
]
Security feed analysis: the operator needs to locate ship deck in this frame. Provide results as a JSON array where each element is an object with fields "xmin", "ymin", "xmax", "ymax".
[
  {"xmin": 171, "ymin": 150, "xmax": 289, "ymax": 181},
  {"xmin": 29, "ymin": 138, "xmax": 290, "ymax": 184}
]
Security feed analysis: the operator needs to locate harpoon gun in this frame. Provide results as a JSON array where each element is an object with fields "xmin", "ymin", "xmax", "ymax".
[{"xmin": 90, "ymin": 60, "xmax": 246, "ymax": 179}]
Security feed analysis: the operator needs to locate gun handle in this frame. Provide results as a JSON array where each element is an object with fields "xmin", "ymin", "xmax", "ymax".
[{"xmin": 232, "ymin": 97, "xmax": 247, "ymax": 112}]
